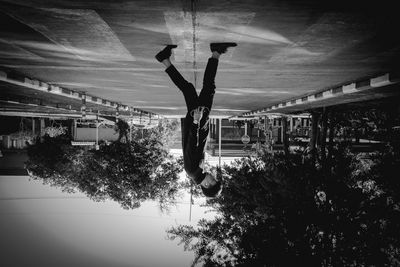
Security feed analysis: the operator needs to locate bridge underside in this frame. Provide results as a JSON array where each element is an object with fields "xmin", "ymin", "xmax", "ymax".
[{"xmin": 0, "ymin": 0, "xmax": 399, "ymax": 118}]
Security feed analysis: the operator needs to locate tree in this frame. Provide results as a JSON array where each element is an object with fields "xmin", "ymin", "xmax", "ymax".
[
  {"xmin": 167, "ymin": 145, "xmax": 400, "ymax": 266},
  {"xmin": 26, "ymin": 132, "xmax": 183, "ymax": 211},
  {"xmin": 131, "ymin": 118, "xmax": 180, "ymax": 149}
]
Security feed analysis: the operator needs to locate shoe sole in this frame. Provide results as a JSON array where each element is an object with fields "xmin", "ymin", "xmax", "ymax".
[
  {"xmin": 210, "ymin": 42, "xmax": 238, "ymax": 53},
  {"xmin": 210, "ymin": 42, "xmax": 237, "ymax": 47},
  {"xmin": 163, "ymin": 44, "xmax": 178, "ymax": 49}
]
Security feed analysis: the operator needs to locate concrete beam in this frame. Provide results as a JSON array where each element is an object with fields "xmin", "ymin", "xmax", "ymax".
[
  {"xmin": 0, "ymin": 111, "xmax": 83, "ymax": 118},
  {"xmin": 0, "ymin": 70, "xmax": 156, "ymax": 116},
  {"xmin": 241, "ymin": 72, "xmax": 399, "ymax": 116}
]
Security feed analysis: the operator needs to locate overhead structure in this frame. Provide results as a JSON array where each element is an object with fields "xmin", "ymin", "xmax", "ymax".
[
  {"xmin": 0, "ymin": 69, "xmax": 158, "ymax": 119},
  {"xmin": 1, "ymin": 0, "xmax": 400, "ymax": 117},
  {"xmin": 241, "ymin": 72, "xmax": 400, "ymax": 117}
]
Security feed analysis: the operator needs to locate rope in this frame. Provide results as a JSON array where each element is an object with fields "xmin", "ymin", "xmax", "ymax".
[
  {"xmin": 196, "ymin": 123, "xmax": 200, "ymax": 147},
  {"xmin": 191, "ymin": 0, "xmax": 197, "ymax": 86}
]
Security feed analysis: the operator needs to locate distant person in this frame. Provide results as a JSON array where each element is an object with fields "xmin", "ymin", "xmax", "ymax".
[
  {"xmin": 155, "ymin": 42, "xmax": 237, "ymax": 197},
  {"xmin": 115, "ymin": 119, "xmax": 129, "ymax": 142}
]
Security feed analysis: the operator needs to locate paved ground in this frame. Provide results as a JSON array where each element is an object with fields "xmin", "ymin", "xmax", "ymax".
[{"xmin": 0, "ymin": 0, "xmax": 400, "ymax": 117}]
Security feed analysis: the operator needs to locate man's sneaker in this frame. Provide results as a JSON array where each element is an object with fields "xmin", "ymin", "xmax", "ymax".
[
  {"xmin": 210, "ymin": 42, "xmax": 237, "ymax": 54},
  {"xmin": 155, "ymin": 45, "xmax": 178, "ymax": 62}
]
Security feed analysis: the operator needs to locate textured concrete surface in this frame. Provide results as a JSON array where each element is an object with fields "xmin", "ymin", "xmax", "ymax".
[{"xmin": 0, "ymin": 0, "xmax": 399, "ymax": 116}]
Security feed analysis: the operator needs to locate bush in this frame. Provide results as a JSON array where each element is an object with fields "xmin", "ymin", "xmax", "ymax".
[{"xmin": 168, "ymin": 146, "xmax": 400, "ymax": 266}]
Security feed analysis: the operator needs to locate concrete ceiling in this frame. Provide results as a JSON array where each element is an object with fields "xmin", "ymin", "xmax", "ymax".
[{"xmin": 1, "ymin": 0, "xmax": 399, "ymax": 117}]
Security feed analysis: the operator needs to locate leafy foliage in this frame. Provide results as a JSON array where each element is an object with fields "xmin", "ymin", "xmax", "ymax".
[
  {"xmin": 330, "ymin": 107, "xmax": 400, "ymax": 143},
  {"xmin": 26, "ymin": 131, "xmax": 183, "ymax": 211},
  {"xmin": 131, "ymin": 118, "xmax": 180, "ymax": 149},
  {"xmin": 167, "ymin": 146, "xmax": 400, "ymax": 266}
]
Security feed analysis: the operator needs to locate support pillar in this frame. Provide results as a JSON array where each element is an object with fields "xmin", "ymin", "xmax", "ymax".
[
  {"xmin": 216, "ymin": 119, "xmax": 220, "ymax": 142},
  {"xmin": 282, "ymin": 116, "xmax": 289, "ymax": 155},
  {"xmin": 211, "ymin": 118, "xmax": 215, "ymax": 139},
  {"xmin": 320, "ymin": 108, "xmax": 328, "ymax": 163},
  {"xmin": 96, "ymin": 121, "xmax": 100, "ymax": 150},
  {"xmin": 40, "ymin": 118, "xmax": 45, "ymax": 136},
  {"xmin": 289, "ymin": 116, "xmax": 293, "ymax": 132},
  {"xmin": 327, "ymin": 110, "xmax": 335, "ymax": 162},
  {"xmin": 219, "ymin": 118, "xmax": 222, "ymax": 166},
  {"xmin": 309, "ymin": 111, "xmax": 321, "ymax": 163},
  {"xmin": 73, "ymin": 119, "xmax": 77, "ymax": 140},
  {"xmin": 32, "ymin": 117, "xmax": 35, "ymax": 135},
  {"xmin": 207, "ymin": 119, "xmax": 211, "ymax": 147},
  {"xmin": 81, "ymin": 94, "xmax": 86, "ymax": 119},
  {"xmin": 264, "ymin": 116, "xmax": 267, "ymax": 142}
]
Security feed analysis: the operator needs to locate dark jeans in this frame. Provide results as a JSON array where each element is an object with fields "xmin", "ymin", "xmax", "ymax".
[{"xmin": 165, "ymin": 58, "xmax": 218, "ymax": 115}]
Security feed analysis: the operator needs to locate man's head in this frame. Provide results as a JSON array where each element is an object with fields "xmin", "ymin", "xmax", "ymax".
[{"xmin": 200, "ymin": 173, "xmax": 222, "ymax": 198}]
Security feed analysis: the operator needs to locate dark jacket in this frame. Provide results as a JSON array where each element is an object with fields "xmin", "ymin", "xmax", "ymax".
[{"xmin": 181, "ymin": 113, "xmax": 209, "ymax": 184}]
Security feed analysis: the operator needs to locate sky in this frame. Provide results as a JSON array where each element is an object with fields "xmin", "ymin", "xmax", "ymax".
[{"xmin": 0, "ymin": 173, "xmax": 216, "ymax": 267}]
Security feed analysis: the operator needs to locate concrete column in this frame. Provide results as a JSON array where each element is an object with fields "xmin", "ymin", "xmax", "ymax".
[
  {"xmin": 210, "ymin": 118, "xmax": 214, "ymax": 139},
  {"xmin": 96, "ymin": 122, "xmax": 99, "ymax": 150},
  {"xmin": 129, "ymin": 123, "xmax": 133, "ymax": 142},
  {"xmin": 280, "ymin": 118, "xmax": 284, "ymax": 144},
  {"xmin": 207, "ymin": 119, "xmax": 211, "ymax": 146},
  {"xmin": 327, "ymin": 110, "xmax": 335, "ymax": 162},
  {"xmin": 320, "ymin": 108, "xmax": 328, "ymax": 163},
  {"xmin": 32, "ymin": 117, "xmax": 35, "ymax": 135},
  {"xmin": 213, "ymin": 118, "xmax": 216, "ymax": 139},
  {"xmin": 40, "ymin": 118, "xmax": 45, "ymax": 136},
  {"xmin": 216, "ymin": 119, "xmax": 219, "ymax": 141},
  {"xmin": 282, "ymin": 116, "xmax": 289, "ymax": 155},
  {"xmin": 219, "ymin": 118, "xmax": 222, "ymax": 166},
  {"xmin": 309, "ymin": 111, "xmax": 321, "ymax": 163},
  {"xmin": 73, "ymin": 119, "xmax": 77, "ymax": 140},
  {"xmin": 214, "ymin": 118, "xmax": 217, "ymax": 139},
  {"xmin": 81, "ymin": 94, "xmax": 86, "ymax": 119}
]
